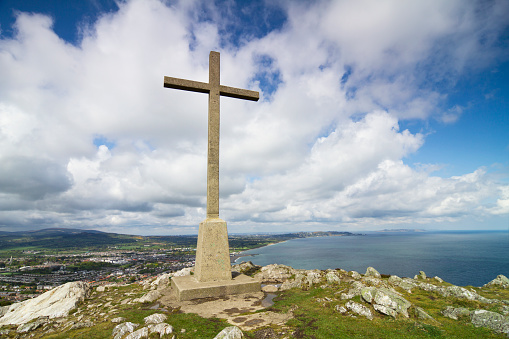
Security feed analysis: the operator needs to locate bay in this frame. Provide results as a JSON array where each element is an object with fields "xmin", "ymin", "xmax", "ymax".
[{"xmin": 237, "ymin": 230, "xmax": 509, "ymax": 287}]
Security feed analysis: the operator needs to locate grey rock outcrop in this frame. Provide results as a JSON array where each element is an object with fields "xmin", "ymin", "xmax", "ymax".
[
  {"xmin": 483, "ymin": 275, "xmax": 509, "ymax": 289},
  {"xmin": 361, "ymin": 287, "xmax": 411, "ymax": 318},
  {"xmin": 388, "ymin": 275, "xmax": 416, "ymax": 292},
  {"xmin": 144, "ymin": 313, "xmax": 167, "ymax": 324},
  {"xmin": 113, "ymin": 321, "xmax": 139, "ymax": 339},
  {"xmin": 442, "ymin": 306, "xmax": 471, "ymax": 320},
  {"xmin": 365, "ymin": 267, "xmax": 381, "ymax": 278},
  {"xmin": 214, "ymin": 325, "xmax": 244, "ymax": 338},
  {"xmin": 148, "ymin": 323, "xmax": 173, "ymax": 337},
  {"xmin": 133, "ymin": 290, "xmax": 161, "ymax": 303},
  {"xmin": 471, "ymin": 309, "xmax": 509, "ymax": 335},
  {"xmin": 125, "ymin": 326, "xmax": 149, "ymax": 339},
  {"xmin": 345, "ymin": 301, "xmax": 373, "ymax": 320},
  {"xmin": 0, "ymin": 281, "xmax": 90, "ymax": 326},
  {"xmin": 255, "ymin": 264, "xmax": 297, "ymax": 283},
  {"xmin": 325, "ymin": 271, "xmax": 341, "ymax": 284}
]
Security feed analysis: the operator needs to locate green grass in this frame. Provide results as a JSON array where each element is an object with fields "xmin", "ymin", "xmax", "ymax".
[{"xmin": 258, "ymin": 281, "xmax": 507, "ymax": 338}]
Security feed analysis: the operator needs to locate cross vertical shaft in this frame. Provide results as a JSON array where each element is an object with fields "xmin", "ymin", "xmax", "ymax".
[{"xmin": 207, "ymin": 51, "xmax": 220, "ymax": 219}]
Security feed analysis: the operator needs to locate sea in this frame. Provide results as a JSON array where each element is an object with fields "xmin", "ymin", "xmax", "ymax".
[{"xmin": 236, "ymin": 230, "xmax": 509, "ymax": 287}]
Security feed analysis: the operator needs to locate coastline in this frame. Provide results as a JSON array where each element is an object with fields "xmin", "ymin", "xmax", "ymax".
[{"xmin": 230, "ymin": 240, "xmax": 289, "ymax": 263}]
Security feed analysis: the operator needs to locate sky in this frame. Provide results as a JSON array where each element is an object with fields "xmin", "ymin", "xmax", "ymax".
[{"xmin": 0, "ymin": 0, "xmax": 508, "ymax": 235}]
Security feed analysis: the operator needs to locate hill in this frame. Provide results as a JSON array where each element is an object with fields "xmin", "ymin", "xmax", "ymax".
[{"xmin": 0, "ymin": 263, "xmax": 508, "ymax": 338}]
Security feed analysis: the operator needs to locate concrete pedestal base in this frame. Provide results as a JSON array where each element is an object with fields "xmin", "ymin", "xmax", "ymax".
[
  {"xmin": 194, "ymin": 218, "xmax": 232, "ymax": 282},
  {"xmin": 172, "ymin": 274, "xmax": 260, "ymax": 301}
]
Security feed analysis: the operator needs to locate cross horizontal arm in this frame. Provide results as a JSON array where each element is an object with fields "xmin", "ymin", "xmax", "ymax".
[
  {"xmin": 220, "ymin": 85, "xmax": 259, "ymax": 101},
  {"xmin": 164, "ymin": 76, "xmax": 210, "ymax": 94}
]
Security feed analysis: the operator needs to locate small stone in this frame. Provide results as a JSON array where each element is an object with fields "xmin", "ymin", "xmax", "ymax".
[
  {"xmin": 365, "ymin": 267, "xmax": 381, "ymax": 278},
  {"xmin": 148, "ymin": 323, "xmax": 173, "ymax": 336},
  {"xmin": 214, "ymin": 325, "xmax": 243, "ymax": 339},
  {"xmin": 345, "ymin": 301, "xmax": 373, "ymax": 320},
  {"xmin": 144, "ymin": 313, "xmax": 167, "ymax": 324},
  {"xmin": 112, "ymin": 322, "xmax": 139, "ymax": 339},
  {"xmin": 111, "ymin": 317, "xmax": 126, "ymax": 323}
]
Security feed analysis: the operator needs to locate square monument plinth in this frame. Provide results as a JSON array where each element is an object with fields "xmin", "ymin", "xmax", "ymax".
[{"xmin": 172, "ymin": 274, "xmax": 261, "ymax": 301}]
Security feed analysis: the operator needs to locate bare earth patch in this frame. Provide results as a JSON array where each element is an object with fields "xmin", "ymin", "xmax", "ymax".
[{"xmin": 158, "ymin": 285, "xmax": 293, "ymax": 331}]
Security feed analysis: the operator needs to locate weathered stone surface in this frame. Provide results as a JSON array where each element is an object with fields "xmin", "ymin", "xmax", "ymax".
[
  {"xmin": 112, "ymin": 322, "xmax": 139, "ymax": 339},
  {"xmin": 326, "ymin": 271, "xmax": 341, "ymax": 284},
  {"xmin": 148, "ymin": 323, "xmax": 173, "ymax": 337},
  {"xmin": 172, "ymin": 267, "xmax": 193, "ymax": 277},
  {"xmin": 471, "ymin": 310, "xmax": 509, "ymax": 335},
  {"xmin": 144, "ymin": 313, "xmax": 167, "ymax": 324},
  {"xmin": 0, "ymin": 281, "xmax": 90, "ymax": 325},
  {"xmin": 111, "ymin": 317, "xmax": 126, "ymax": 323},
  {"xmin": 214, "ymin": 325, "xmax": 244, "ymax": 338},
  {"xmin": 388, "ymin": 275, "xmax": 416, "ymax": 292},
  {"xmin": 340, "ymin": 281, "xmax": 366, "ymax": 300},
  {"xmin": 350, "ymin": 271, "xmax": 361, "ymax": 279},
  {"xmin": 254, "ymin": 264, "xmax": 297, "ymax": 283},
  {"xmin": 70, "ymin": 321, "xmax": 94, "ymax": 329},
  {"xmin": 442, "ymin": 306, "xmax": 471, "ymax": 320},
  {"xmin": 483, "ymin": 275, "xmax": 509, "ymax": 289},
  {"xmin": 361, "ymin": 287, "xmax": 411, "ymax": 318},
  {"xmin": 414, "ymin": 306, "xmax": 434, "ymax": 320},
  {"xmin": 365, "ymin": 267, "xmax": 381, "ymax": 278},
  {"xmin": 125, "ymin": 326, "xmax": 149, "ymax": 339},
  {"xmin": 232, "ymin": 261, "xmax": 260, "ymax": 275},
  {"xmin": 133, "ymin": 290, "xmax": 161, "ymax": 303},
  {"xmin": 335, "ymin": 305, "xmax": 348, "ymax": 314},
  {"xmin": 16, "ymin": 317, "xmax": 48, "ymax": 333},
  {"xmin": 373, "ymin": 304, "xmax": 397, "ymax": 318},
  {"xmin": 345, "ymin": 301, "xmax": 373, "ymax": 320}
]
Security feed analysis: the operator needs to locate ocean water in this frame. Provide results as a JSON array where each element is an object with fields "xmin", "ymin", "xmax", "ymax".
[{"xmin": 237, "ymin": 231, "xmax": 509, "ymax": 287}]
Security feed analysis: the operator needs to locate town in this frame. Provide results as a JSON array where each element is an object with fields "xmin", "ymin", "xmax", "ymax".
[{"xmin": 0, "ymin": 228, "xmax": 355, "ymax": 306}]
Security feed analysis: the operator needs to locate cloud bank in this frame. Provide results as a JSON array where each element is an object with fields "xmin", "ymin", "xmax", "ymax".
[{"xmin": 0, "ymin": 0, "xmax": 507, "ymax": 234}]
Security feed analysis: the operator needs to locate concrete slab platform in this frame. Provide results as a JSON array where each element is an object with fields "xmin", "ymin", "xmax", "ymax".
[{"xmin": 171, "ymin": 274, "xmax": 260, "ymax": 301}]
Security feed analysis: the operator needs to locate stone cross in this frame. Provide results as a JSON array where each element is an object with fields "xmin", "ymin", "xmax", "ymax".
[
  {"xmin": 164, "ymin": 51, "xmax": 259, "ymax": 219},
  {"xmin": 164, "ymin": 51, "xmax": 259, "ymax": 283}
]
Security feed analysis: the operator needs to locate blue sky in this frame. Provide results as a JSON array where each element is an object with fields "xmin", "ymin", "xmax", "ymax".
[{"xmin": 0, "ymin": 0, "xmax": 508, "ymax": 235}]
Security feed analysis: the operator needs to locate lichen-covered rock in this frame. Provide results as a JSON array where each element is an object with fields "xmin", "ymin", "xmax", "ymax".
[
  {"xmin": 0, "ymin": 281, "xmax": 90, "ymax": 325},
  {"xmin": 112, "ymin": 322, "xmax": 139, "ymax": 339},
  {"xmin": 340, "ymin": 281, "xmax": 365, "ymax": 300},
  {"xmin": 483, "ymin": 275, "xmax": 509, "ymax": 289},
  {"xmin": 414, "ymin": 306, "xmax": 434, "ymax": 320},
  {"xmin": 133, "ymin": 290, "xmax": 161, "ymax": 303},
  {"xmin": 111, "ymin": 317, "xmax": 126, "ymax": 323},
  {"xmin": 471, "ymin": 310, "xmax": 509, "ymax": 335},
  {"xmin": 255, "ymin": 264, "xmax": 297, "ymax": 283},
  {"xmin": 345, "ymin": 301, "xmax": 373, "ymax": 320},
  {"xmin": 361, "ymin": 287, "xmax": 411, "ymax": 318},
  {"xmin": 388, "ymin": 275, "xmax": 416, "ymax": 292},
  {"xmin": 442, "ymin": 306, "xmax": 471, "ymax": 320},
  {"xmin": 214, "ymin": 325, "xmax": 244, "ymax": 338},
  {"xmin": 144, "ymin": 313, "xmax": 167, "ymax": 324},
  {"xmin": 148, "ymin": 323, "xmax": 173, "ymax": 337},
  {"xmin": 326, "ymin": 271, "xmax": 341, "ymax": 284},
  {"xmin": 232, "ymin": 261, "xmax": 260, "ymax": 275},
  {"xmin": 16, "ymin": 317, "xmax": 49, "ymax": 333},
  {"xmin": 365, "ymin": 267, "xmax": 381, "ymax": 278},
  {"xmin": 125, "ymin": 326, "xmax": 149, "ymax": 339},
  {"xmin": 171, "ymin": 267, "xmax": 193, "ymax": 277},
  {"xmin": 349, "ymin": 271, "xmax": 362, "ymax": 279}
]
